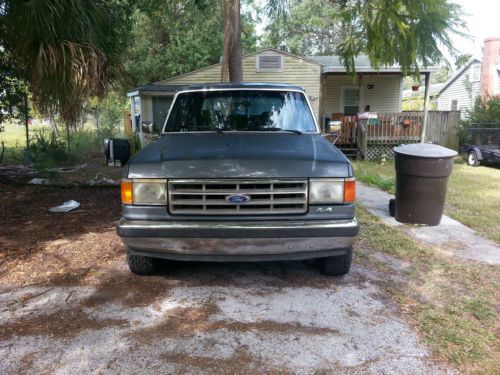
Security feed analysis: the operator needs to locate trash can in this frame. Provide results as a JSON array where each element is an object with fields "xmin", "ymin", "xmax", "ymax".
[
  {"xmin": 391, "ymin": 143, "xmax": 457, "ymax": 226},
  {"xmin": 104, "ymin": 138, "xmax": 131, "ymax": 166}
]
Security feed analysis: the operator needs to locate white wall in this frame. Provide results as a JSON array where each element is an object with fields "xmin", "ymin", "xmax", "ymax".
[
  {"xmin": 322, "ymin": 74, "xmax": 402, "ymax": 117},
  {"xmin": 437, "ymin": 63, "xmax": 481, "ymax": 116}
]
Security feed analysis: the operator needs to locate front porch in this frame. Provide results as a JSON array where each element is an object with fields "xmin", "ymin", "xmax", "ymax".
[
  {"xmin": 325, "ymin": 111, "xmax": 460, "ymax": 160},
  {"xmin": 319, "ymin": 68, "xmax": 460, "ymax": 159}
]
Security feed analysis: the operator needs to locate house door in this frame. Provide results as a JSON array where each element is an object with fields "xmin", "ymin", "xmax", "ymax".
[
  {"xmin": 152, "ymin": 96, "xmax": 173, "ymax": 132},
  {"xmin": 342, "ymin": 88, "xmax": 359, "ymax": 115}
]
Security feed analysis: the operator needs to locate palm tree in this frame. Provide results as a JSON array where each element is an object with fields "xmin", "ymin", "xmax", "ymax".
[{"xmin": 1, "ymin": 0, "xmax": 128, "ymax": 126}]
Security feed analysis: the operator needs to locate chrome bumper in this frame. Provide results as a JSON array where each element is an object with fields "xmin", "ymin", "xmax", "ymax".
[{"xmin": 118, "ymin": 218, "xmax": 359, "ymax": 261}]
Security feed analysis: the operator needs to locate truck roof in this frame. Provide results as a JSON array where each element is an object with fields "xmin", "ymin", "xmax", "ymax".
[{"xmin": 178, "ymin": 82, "xmax": 306, "ymax": 92}]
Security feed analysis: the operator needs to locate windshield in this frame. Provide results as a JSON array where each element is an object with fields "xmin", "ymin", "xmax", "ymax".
[{"xmin": 162, "ymin": 90, "xmax": 317, "ymax": 133}]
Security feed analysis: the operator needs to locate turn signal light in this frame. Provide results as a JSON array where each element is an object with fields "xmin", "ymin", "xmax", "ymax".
[
  {"xmin": 121, "ymin": 180, "xmax": 133, "ymax": 204},
  {"xmin": 344, "ymin": 178, "xmax": 356, "ymax": 203}
]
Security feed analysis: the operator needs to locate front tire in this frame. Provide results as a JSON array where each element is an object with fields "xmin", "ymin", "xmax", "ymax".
[
  {"xmin": 127, "ymin": 249, "xmax": 157, "ymax": 275},
  {"xmin": 316, "ymin": 247, "xmax": 352, "ymax": 276},
  {"xmin": 467, "ymin": 150, "xmax": 480, "ymax": 166}
]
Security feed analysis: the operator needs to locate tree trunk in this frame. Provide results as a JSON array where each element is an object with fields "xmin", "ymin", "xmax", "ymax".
[
  {"xmin": 49, "ymin": 107, "xmax": 58, "ymax": 134},
  {"xmin": 221, "ymin": 0, "xmax": 242, "ymax": 83},
  {"xmin": 24, "ymin": 93, "xmax": 30, "ymax": 157},
  {"xmin": 95, "ymin": 109, "xmax": 101, "ymax": 152}
]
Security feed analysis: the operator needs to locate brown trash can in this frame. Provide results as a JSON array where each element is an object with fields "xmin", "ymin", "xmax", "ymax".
[{"xmin": 392, "ymin": 143, "xmax": 457, "ymax": 226}]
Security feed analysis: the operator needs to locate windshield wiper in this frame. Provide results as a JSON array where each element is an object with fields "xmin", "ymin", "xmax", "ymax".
[{"xmin": 256, "ymin": 127, "xmax": 302, "ymax": 135}]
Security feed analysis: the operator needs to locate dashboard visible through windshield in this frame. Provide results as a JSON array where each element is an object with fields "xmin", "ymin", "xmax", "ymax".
[{"xmin": 162, "ymin": 90, "xmax": 317, "ymax": 133}]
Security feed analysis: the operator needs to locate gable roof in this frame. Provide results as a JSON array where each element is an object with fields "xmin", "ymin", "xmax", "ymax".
[
  {"xmin": 306, "ymin": 55, "xmax": 438, "ymax": 73},
  {"xmin": 130, "ymin": 48, "xmax": 440, "ymax": 93},
  {"xmin": 157, "ymin": 48, "xmax": 322, "ymax": 85},
  {"xmin": 127, "ymin": 84, "xmax": 182, "ymax": 96},
  {"xmin": 436, "ymin": 57, "xmax": 482, "ymax": 95}
]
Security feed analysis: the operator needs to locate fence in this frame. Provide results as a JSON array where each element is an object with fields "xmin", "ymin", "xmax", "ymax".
[{"xmin": 332, "ymin": 111, "xmax": 461, "ymax": 159}]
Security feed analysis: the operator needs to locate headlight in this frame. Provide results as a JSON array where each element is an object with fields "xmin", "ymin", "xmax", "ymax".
[
  {"xmin": 121, "ymin": 179, "xmax": 167, "ymax": 205},
  {"xmin": 309, "ymin": 178, "xmax": 356, "ymax": 204}
]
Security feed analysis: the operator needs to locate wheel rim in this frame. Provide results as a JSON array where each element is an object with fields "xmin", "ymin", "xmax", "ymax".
[{"xmin": 468, "ymin": 152, "xmax": 476, "ymax": 165}]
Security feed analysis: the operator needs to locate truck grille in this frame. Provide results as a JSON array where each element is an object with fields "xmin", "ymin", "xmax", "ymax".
[{"xmin": 168, "ymin": 179, "xmax": 308, "ymax": 215}]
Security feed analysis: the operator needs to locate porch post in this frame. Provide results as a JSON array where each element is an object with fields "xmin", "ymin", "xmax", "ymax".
[
  {"xmin": 358, "ymin": 73, "xmax": 364, "ymax": 111},
  {"xmin": 421, "ymin": 72, "xmax": 431, "ymax": 143}
]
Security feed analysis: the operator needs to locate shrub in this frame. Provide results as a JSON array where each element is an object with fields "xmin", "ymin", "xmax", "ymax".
[
  {"xmin": 30, "ymin": 129, "xmax": 68, "ymax": 167},
  {"xmin": 459, "ymin": 97, "xmax": 500, "ymax": 145}
]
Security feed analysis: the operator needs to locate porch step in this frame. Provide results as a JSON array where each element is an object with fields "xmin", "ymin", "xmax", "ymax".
[{"xmin": 338, "ymin": 145, "xmax": 360, "ymax": 160}]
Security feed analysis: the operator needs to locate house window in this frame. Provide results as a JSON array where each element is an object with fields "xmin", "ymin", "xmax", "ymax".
[
  {"xmin": 256, "ymin": 54, "xmax": 283, "ymax": 72},
  {"xmin": 342, "ymin": 87, "xmax": 359, "ymax": 115},
  {"xmin": 471, "ymin": 65, "xmax": 481, "ymax": 82},
  {"xmin": 450, "ymin": 98, "xmax": 459, "ymax": 111}
]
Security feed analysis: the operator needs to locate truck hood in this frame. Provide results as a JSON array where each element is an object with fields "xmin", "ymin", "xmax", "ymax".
[{"xmin": 127, "ymin": 133, "xmax": 352, "ymax": 178}]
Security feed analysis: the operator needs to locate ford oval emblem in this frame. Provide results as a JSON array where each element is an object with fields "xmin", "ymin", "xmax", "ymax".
[{"xmin": 225, "ymin": 194, "xmax": 251, "ymax": 204}]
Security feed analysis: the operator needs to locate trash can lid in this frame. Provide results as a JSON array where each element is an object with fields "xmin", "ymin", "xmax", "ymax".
[{"xmin": 394, "ymin": 143, "xmax": 458, "ymax": 158}]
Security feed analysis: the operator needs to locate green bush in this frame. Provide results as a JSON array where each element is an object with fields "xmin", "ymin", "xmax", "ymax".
[
  {"xmin": 459, "ymin": 97, "xmax": 500, "ymax": 145},
  {"xmin": 30, "ymin": 129, "xmax": 68, "ymax": 168}
]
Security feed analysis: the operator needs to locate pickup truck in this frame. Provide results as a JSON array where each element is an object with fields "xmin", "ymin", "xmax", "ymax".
[{"xmin": 117, "ymin": 83, "xmax": 359, "ymax": 276}]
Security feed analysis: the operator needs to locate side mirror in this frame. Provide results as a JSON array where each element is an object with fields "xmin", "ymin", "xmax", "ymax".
[
  {"xmin": 141, "ymin": 121, "xmax": 155, "ymax": 134},
  {"xmin": 327, "ymin": 121, "xmax": 342, "ymax": 134}
]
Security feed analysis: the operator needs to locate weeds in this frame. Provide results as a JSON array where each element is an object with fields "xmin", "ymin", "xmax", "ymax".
[
  {"xmin": 353, "ymin": 160, "xmax": 500, "ymax": 244},
  {"xmin": 356, "ymin": 207, "xmax": 499, "ymax": 374}
]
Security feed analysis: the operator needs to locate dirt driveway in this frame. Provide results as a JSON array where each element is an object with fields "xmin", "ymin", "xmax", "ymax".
[{"xmin": 0, "ymin": 184, "xmax": 454, "ymax": 374}]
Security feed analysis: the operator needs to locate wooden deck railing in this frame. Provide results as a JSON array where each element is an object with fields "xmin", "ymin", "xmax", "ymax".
[
  {"xmin": 330, "ymin": 111, "xmax": 460, "ymax": 158},
  {"xmin": 336, "ymin": 112, "xmax": 423, "ymax": 145}
]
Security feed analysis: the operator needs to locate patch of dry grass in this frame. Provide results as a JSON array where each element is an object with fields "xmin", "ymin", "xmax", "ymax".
[{"xmin": 356, "ymin": 207, "xmax": 499, "ymax": 374}]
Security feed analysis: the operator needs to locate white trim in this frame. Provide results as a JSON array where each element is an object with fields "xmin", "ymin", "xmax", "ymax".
[
  {"xmin": 323, "ymin": 67, "xmax": 439, "ymax": 73},
  {"xmin": 495, "ymin": 68, "xmax": 500, "ymax": 95},
  {"xmin": 340, "ymin": 86, "xmax": 359, "ymax": 113},
  {"xmin": 398, "ymin": 76, "xmax": 404, "ymax": 112},
  {"xmin": 449, "ymin": 98, "xmax": 459, "ymax": 111},
  {"xmin": 471, "ymin": 64, "xmax": 481, "ymax": 82},
  {"xmin": 161, "ymin": 87, "xmax": 320, "ymax": 134},
  {"xmin": 127, "ymin": 90, "xmax": 139, "ymax": 97}
]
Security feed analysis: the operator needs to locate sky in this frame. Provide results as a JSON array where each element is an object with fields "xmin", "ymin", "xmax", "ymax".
[
  {"xmin": 251, "ymin": 0, "xmax": 500, "ymax": 69},
  {"xmin": 448, "ymin": 0, "xmax": 500, "ymax": 59}
]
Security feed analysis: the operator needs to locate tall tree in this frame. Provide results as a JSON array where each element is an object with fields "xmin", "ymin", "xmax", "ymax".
[
  {"xmin": 224, "ymin": 0, "xmax": 465, "ymax": 81},
  {"xmin": 262, "ymin": 0, "xmax": 342, "ymax": 55},
  {"xmin": 124, "ymin": 0, "xmax": 257, "ymax": 86},
  {"xmin": 455, "ymin": 53, "xmax": 473, "ymax": 69},
  {"xmin": 221, "ymin": 0, "xmax": 243, "ymax": 82},
  {"xmin": 0, "ymin": 0, "xmax": 132, "ymax": 126}
]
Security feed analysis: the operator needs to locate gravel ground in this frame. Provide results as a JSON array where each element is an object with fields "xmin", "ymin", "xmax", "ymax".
[
  {"xmin": 0, "ymin": 262, "xmax": 456, "ymax": 375},
  {"xmin": 0, "ymin": 184, "xmax": 455, "ymax": 374}
]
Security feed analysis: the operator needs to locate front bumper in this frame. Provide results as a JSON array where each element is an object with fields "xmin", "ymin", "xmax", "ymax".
[{"xmin": 117, "ymin": 218, "xmax": 359, "ymax": 261}]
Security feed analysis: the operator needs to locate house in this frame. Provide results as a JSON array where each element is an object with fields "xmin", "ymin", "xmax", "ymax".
[
  {"xmin": 402, "ymin": 83, "xmax": 444, "ymax": 110},
  {"xmin": 127, "ymin": 48, "xmax": 438, "ymax": 133},
  {"xmin": 433, "ymin": 37, "xmax": 500, "ymax": 117}
]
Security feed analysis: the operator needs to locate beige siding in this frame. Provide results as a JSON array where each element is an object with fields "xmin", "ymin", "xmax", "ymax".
[
  {"xmin": 161, "ymin": 50, "xmax": 322, "ymax": 119},
  {"xmin": 323, "ymin": 75, "xmax": 357, "ymax": 116},
  {"xmin": 437, "ymin": 63, "xmax": 481, "ymax": 116},
  {"xmin": 140, "ymin": 95, "xmax": 153, "ymax": 122},
  {"xmin": 362, "ymin": 75, "xmax": 402, "ymax": 112},
  {"xmin": 323, "ymin": 74, "xmax": 402, "ymax": 117}
]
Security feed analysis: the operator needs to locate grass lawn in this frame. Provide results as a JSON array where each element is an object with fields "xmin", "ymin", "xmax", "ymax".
[
  {"xmin": 0, "ymin": 123, "xmax": 45, "ymax": 147},
  {"xmin": 356, "ymin": 207, "xmax": 499, "ymax": 374},
  {"xmin": 352, "ymin": 159, "xmax": 500, "ymax": 244}
]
